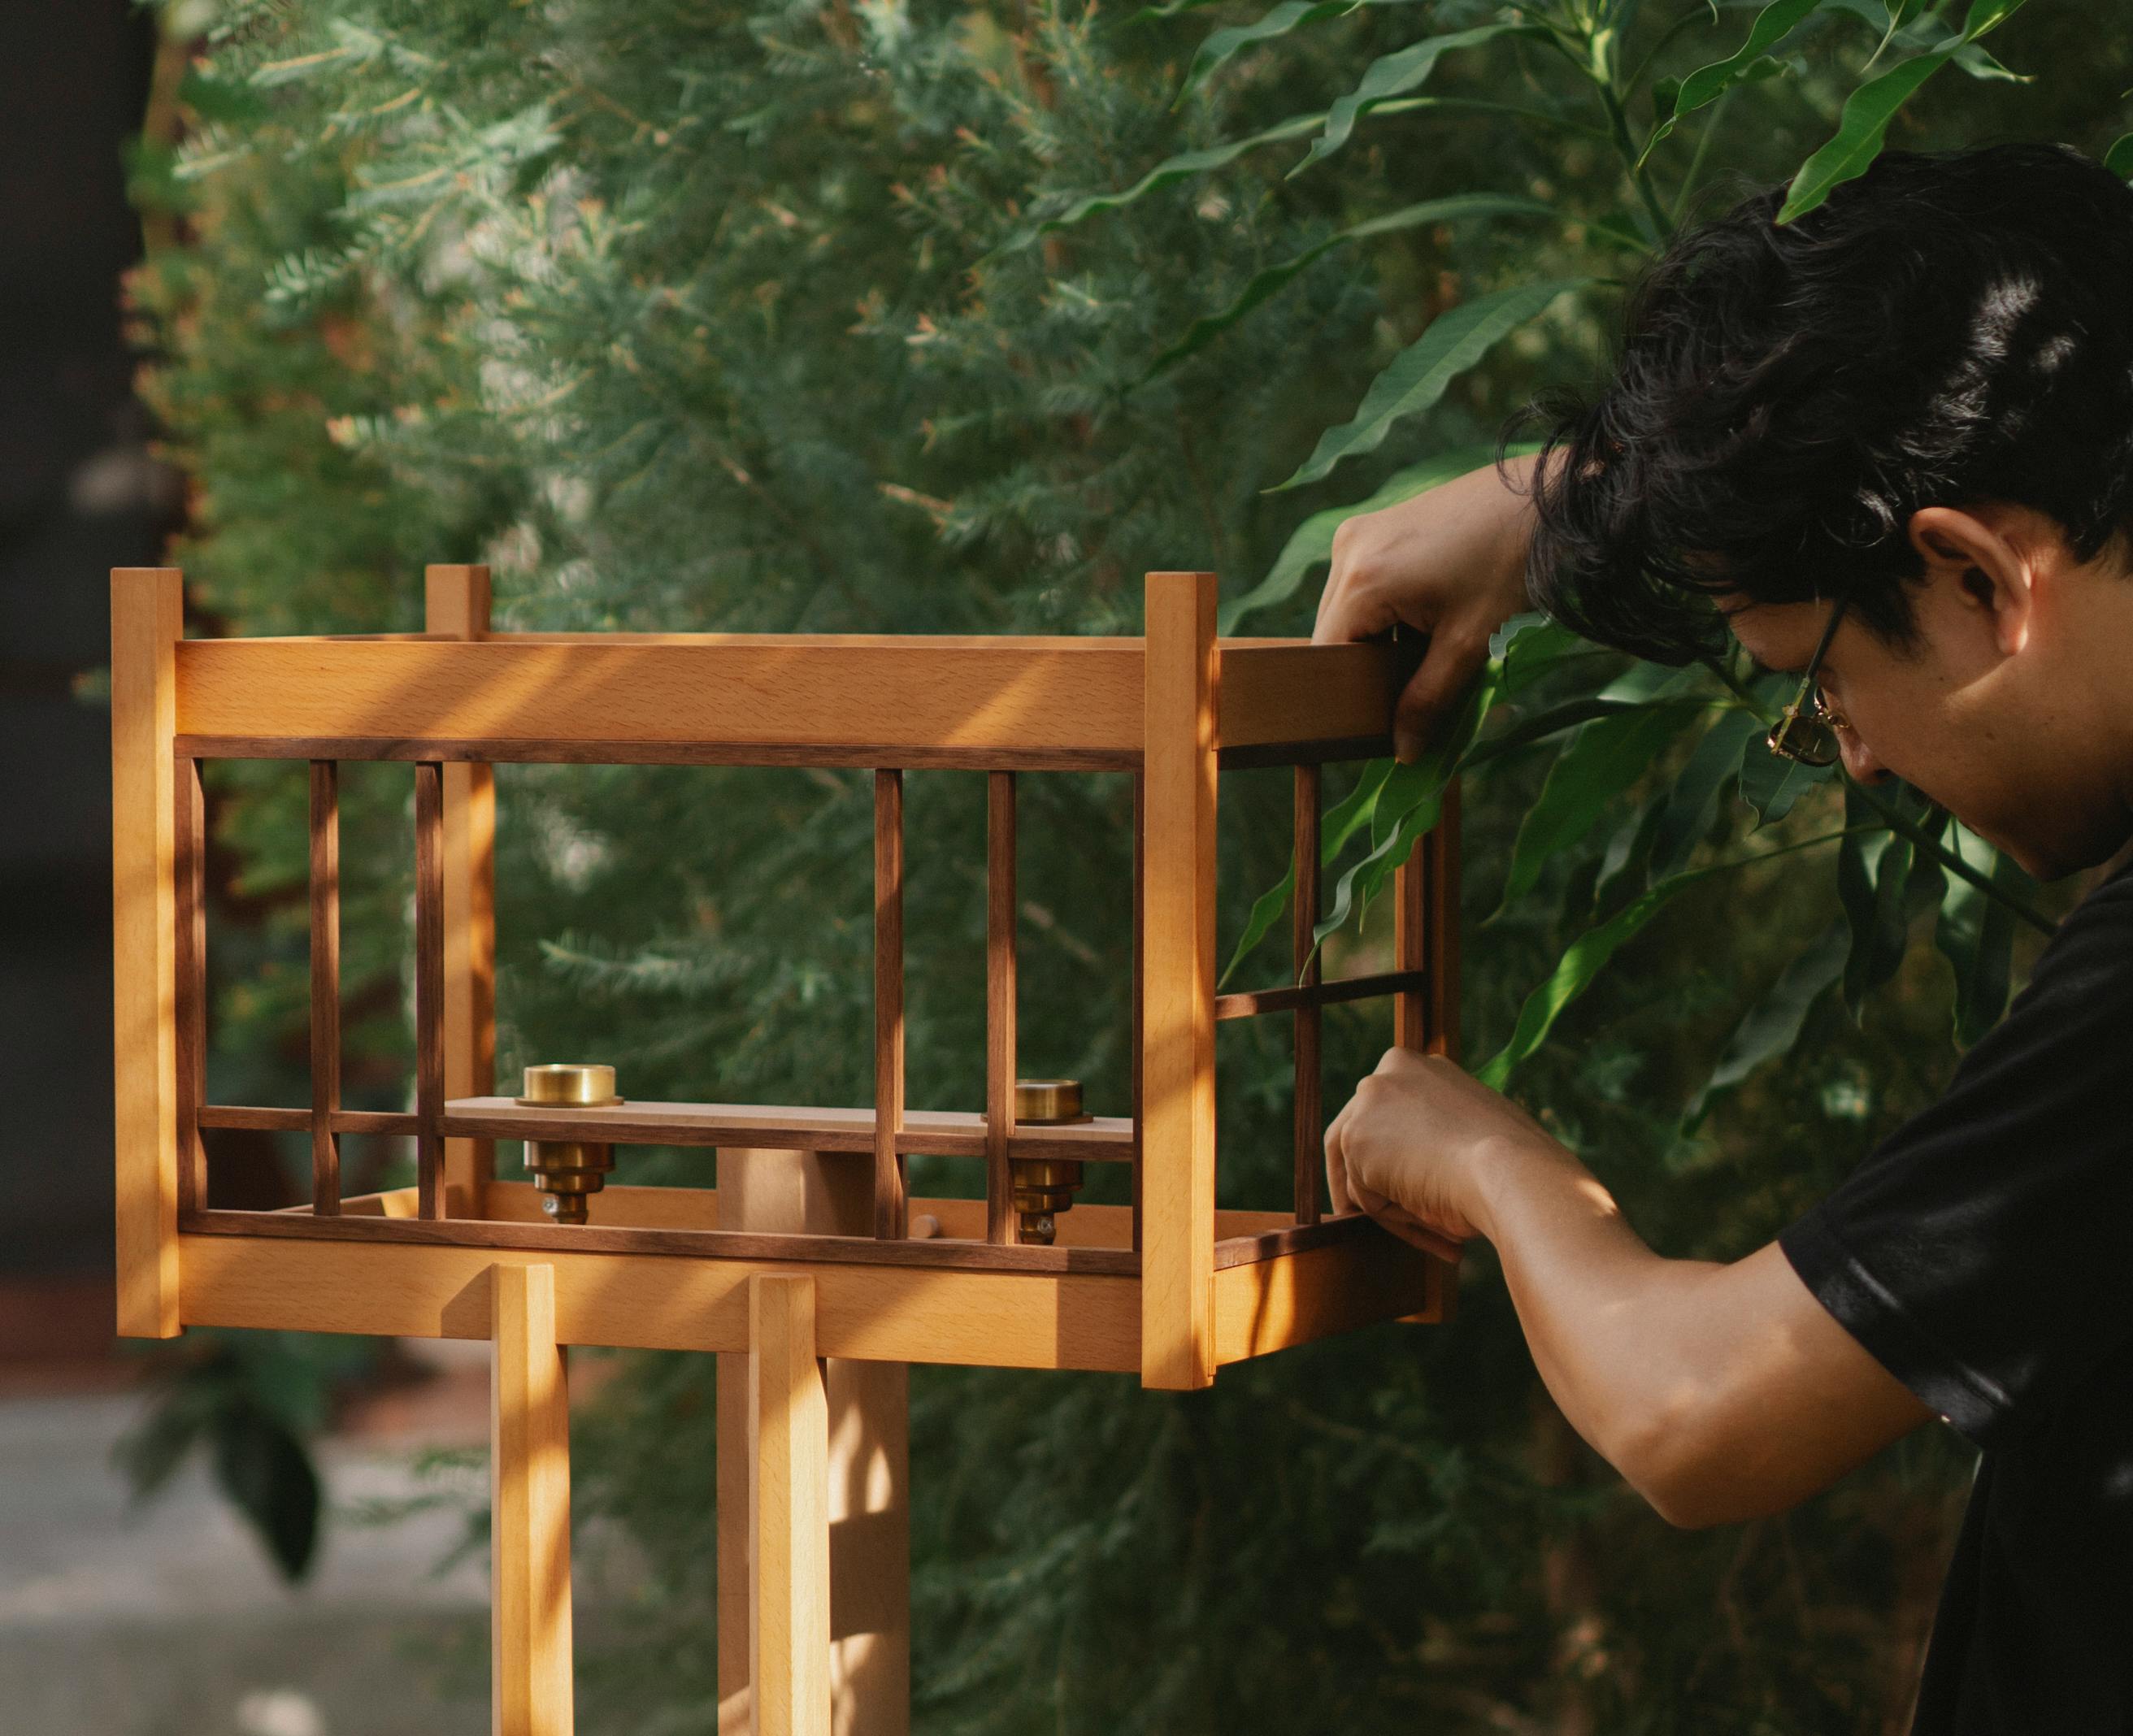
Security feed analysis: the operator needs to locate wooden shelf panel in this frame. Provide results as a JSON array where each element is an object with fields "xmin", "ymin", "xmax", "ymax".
[{"xmin": 198, "ymin": 1098, "xmax": 1137, "ymax": 1161}]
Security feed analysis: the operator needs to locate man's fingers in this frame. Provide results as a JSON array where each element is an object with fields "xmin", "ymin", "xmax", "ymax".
[
  {"xmin": 1392, "ymin": 623, "xmax": 1488, "ymax": 762},
  {"xmin": 1324, "ymin": 1105, "xmax": 1354, "ymax": 1216}
]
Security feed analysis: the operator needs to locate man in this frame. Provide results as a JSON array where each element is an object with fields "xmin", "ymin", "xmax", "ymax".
[{"xmin": 1313, "ymin": 142, "xmax": 2133, "ymax": 1732}]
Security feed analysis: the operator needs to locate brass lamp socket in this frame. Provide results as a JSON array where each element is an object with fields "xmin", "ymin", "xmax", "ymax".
[
  {"xmin": 1010, "ymin": 1078, "xmax": 1088, "ymax": 1247},
  {"xmin": 517, "ymin": 1064, "xmax": 623, "ymax": 1226}
]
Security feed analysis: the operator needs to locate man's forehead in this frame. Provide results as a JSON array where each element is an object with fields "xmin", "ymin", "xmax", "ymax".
[{"xmin": 1717, "ymin": 594, "xmax": 1825, "ymax": 665}]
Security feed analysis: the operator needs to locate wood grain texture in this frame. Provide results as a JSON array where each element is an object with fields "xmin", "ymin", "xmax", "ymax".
[
  {"xmin": 1131, "ymin": 775, "xmax": 1144, "ymax": 1255},
  {"xmin": 719, "ymin": 1152, "xmax": 910, "ymax": 1736},
  {"xmin": 1292, "ymin": 764, "xmax": 1321, "ymax": 1228},
  {"xmin": 174, "ymin": 757, "xmax": 206, "ymax": 1217},
  {"xmin": 1214, "ymin": 1210, "xmax": 1461, "ymax": 1269},
  {"xmin": 174, "ymin": 636, "xmax": 1145, "ymax": 759},
  {"xmin": 873, "ymin": 770, "xmax": 907, "ymax": 1239},
  {"xmin": 985, "ymin": 770, "xmax": 1016, "ymax": 1245},
  {"xmin": 1213, "ymin": 968, "xmax": 1428, "ymax": 1022},
  {"xmin": 111, "ymin": 567, "xmax": 184, "ymax": 1339},
  {"xmin": 176, "ymin": 736, "xmax": 1137, "ymax": 774},
  {"xmin": 415, "ymin": 762, "xmax": 446, "ymax": 1217},
  {"xmin": 177, "ymin": 1234, "xmax": 1143, "ymax": 1370},
  {"xmin": 749, "ymin": 1274, "xmax": 831, "ymax": 1736},
  {"xmin": 180, "ymin": 1206, "xmax": 1137, "ymax": 1276},
  {"xmin": 1212, "ymin": 1225, "xmax": 1444, "ymax": 1365},
  {"xmin": 441, "ymin": 1098, "xmax": 1133, "ymax": 1160},
  {"xmin": 1214, "ymin": 640, "xmax": 1400, "ymax": 753},
  {"xmin": 428, "ymin": 566, "xmax": 497, "ymax": 1213},
  {"xmin": 1140, "ymin": 571, "xmax": 1219, "ymax": 1391},
  {"xmin": 309, "ymin": 761, "xmax": 341, "ymax": 1215},
  {"xmin": 491, "ymin": 1262, "xmax": 574, "ymax": 1736}
]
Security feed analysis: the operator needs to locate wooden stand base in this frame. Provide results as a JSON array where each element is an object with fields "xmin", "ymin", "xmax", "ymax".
[{"xmin": 492, "ymin": 1261, "xmax": 574, "ymax": 1735}]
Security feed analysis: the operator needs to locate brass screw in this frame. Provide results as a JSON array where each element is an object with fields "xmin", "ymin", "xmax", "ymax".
[
  {"xmin": 517, "ymin": 1064, "xmax": 622, "ymax": 1225},
  {"xmin": 1011, "ymin": 1078, "xmax": 1088, "ymax": 1246}
]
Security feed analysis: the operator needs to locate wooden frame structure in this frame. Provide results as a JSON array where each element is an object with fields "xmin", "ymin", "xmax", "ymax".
[{"xmin": 112, "ymin": 565, "xmax": 1460, "ymax": 1734}]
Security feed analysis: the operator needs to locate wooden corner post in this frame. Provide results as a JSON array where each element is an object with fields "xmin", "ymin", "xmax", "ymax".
[
  {"xmin": 427, "ymin": 564, "xmax": 497, "ymax": 1215},
  {"xmin": 1140, "ymin": 571, "xmax": 1219, "ymax": 1391},
  {"xmin": 112, "ymin": 566, "xmax": 185, "ymax": 1339},
  {"xmin": 492, "ymin": 1261, "xmax": 575, "ymax": 1735}
]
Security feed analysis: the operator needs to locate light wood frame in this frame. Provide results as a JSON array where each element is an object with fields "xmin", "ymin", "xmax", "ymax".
[{"xmin": 115, "ymin": 566, "xmax": 1460, "ymax": 1390}]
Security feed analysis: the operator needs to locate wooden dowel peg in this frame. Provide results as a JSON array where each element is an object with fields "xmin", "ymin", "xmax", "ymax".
[
  {"xmin": 984, "ymin": 770, "xmax": 1017, "ymax": 1245},
  {"xmin": 1292, "ymin": 764, "xmax": 1322, "ymax": 1227},
  {"xmin": 873, "ymin": 770, "xmax": 907, "ymax": 1239},
  {"xmin": 415, "ymin": 761, "xmax": 446, "ymax": 1217},
  {"xmin": 492, "ymin": 1261, "xmax": 574, "ymax": 1736},
  {"xmin": 309, "ymin": 761, "xmax": 341, "ymax": 1215}
]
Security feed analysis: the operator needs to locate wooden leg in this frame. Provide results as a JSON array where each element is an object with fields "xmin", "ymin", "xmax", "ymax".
[
  {"xmin": 492, "ymin": 1261, "xmax": 574, "ymax": 1736},
  {"xmin": 719, "ymin": 1152, "xmax": 911, "ymax": 1736},
  {"xmin": 749, "ymin": 1274, "xmax": 831, "ymax": 1736}
]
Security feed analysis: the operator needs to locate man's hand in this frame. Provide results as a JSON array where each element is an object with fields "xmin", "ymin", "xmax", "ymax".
[
  {"xmin": 1323, "ymin": 1046, "xmax": 1566, "ymax": 1254},
  {"xmin": 1313, "ymin": 454, "xmax": 1540, "ymax": 762}
]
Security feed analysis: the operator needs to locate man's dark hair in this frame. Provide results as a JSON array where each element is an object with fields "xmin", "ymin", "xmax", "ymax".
[{"xmin": 1523, "ymin": 142, "xmax": 2133, "ymax": 663}]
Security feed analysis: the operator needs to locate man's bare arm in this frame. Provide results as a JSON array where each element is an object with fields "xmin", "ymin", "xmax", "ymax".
[{"xmin": 1326, "ymin": 1049, "xmax": 1933, "ymax": 1526}]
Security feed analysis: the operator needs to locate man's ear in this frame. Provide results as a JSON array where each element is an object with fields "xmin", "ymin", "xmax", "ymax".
[{"xmin": 1907, "ymin": 505, "xmax": 2032, "ymax": 655}]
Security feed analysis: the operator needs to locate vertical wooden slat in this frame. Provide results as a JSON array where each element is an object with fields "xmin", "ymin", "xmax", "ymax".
[
  {"xmin": 415, "ymin": 761, "xmax": 446, "ymax": 1218},
  {"xmin": 309, "ymin": 762, "xmax": 341, "ymax": 1215},
  {"xmin": 492, "ymin": 1261, "xmax": 574, "ymax": 1736},
  {"xmin": 111, "ymin": 566, "xmax": 184, "ymax": 1339},
  {"xmin": 1139, "ymin": 571, "xmax": 1219, "ymax": 1391},
  {"xmin": 1394, "ymin": 833, "xmax": 1427, "ymax": 1052},
  {"xmin": 1130, "ymin": 775, "xmax": 1145, "ymax": 1256},
  {"xmin": 872, "ymin": 770, "xmax": 907, "ymax": 1239},
  {"xmin": 428, "ymin": 566, "xmax": 497, "ymax": 1216},
  {"xmin": 750, "ymin": 1272, "xmax": 832, "ymax": 1736},
  {"xmin": 1425, "ymin": 779, "xmax": 1462, "ymax": 1061},
  {"xmin": 1291, "ymin": 763, "xmax": 1322, "ymax": 1227},
  {"xmin": 173, "ymin": 756, "xmax": 206, "ymax": 1217},
  {"xmin": 984, "ymin": 770, "xmax": 1018, "ymax": 1246}
]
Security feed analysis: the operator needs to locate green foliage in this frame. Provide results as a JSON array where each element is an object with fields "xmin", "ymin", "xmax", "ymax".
[{"xmin": 127, "ymin": 0, "xmax": 2133, "ymax": 1729}]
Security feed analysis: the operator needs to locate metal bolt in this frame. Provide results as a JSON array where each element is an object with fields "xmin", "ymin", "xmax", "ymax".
[
  {"xmin": 1011, "ymin": 1078, "xmax": 1088, "ymax": 1247},
  {"xmin": 517, "ymin": 1064, "xmax": 622, "ymax": 1226}
]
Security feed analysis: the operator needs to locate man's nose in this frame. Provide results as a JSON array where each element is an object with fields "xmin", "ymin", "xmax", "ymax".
[{"xmin": 1840, "ymin": 730, "xmax": 1891, "ymax": 784}]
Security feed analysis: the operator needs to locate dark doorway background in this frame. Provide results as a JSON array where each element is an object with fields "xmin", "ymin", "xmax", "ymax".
[{"xmin": 0, "ymin": 1, "xmax": 163, "ymax": 1332}]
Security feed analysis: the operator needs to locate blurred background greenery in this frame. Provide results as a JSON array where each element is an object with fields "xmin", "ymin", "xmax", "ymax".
[{"xmin": 122, "ymin": 1, "xmax": 2131, "ymax": 1729}]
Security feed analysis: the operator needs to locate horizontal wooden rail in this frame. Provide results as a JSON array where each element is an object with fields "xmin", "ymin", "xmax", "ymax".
[
  {"xmin": 1213, "ymin": 1210, "xmax": 1460, "ymax": 1269},
  {"xmin": 196, "ymin": 1097, "xmax": 1136, "ymax": 1161},
  {"xmin": 170, "ymin": 635, "xmax": 1410, "ymax": 766},
  {"xmin": 1212, "ymin": 968, "xmax": 1429, "ymax": 1022},
  {"xmin": 180, "ymin": 1206, "xmax": 1139, "ymax": 1277}
]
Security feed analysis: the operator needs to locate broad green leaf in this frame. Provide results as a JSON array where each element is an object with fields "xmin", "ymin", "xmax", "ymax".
[
  {"xmin": 1147, "ymin": 194, "xmax": 1554, "ymax": 380},
  {"xmin": 1837, "ymin": 786, "xmax": 1940, "ymax": 1013},
  {"xmin": 1476, "ymin": 870, "xmax": 1697, "ymax": 1088},
  {"xmin": 212, "ymin": 1404, "xmax": 322, "ymax": 1582},
  {"xmin": 1290, "ymin": 23, "xmax": 1552, "ymax": 177},
  {"xmin": 1219, "ymin": 445, "xmax": 1535, "ymax": 632},
  {"xmin": 1649, "ymin": 707, "xmax": 1761, "ymax": 876},
  {"xmin": 1496, "ymin": 615, "xmax": 1595, "ymax": 695},
  {"xmin": 2109, "ymin": 133, "xmax": 2133, "ymax": 180},
  {"xmin": 1639, "ymin": 0, "xmax": 1827, "ymax": 167},
  {"xmin": 1273, "ymin": 278, "xmax": 1588, "ymax": 492},
  {"xmin": 1220, "ymin": 758, "xmax": 1397, "ymax": 983},
  {"xmin": 1934, "ymin": 824, "xmax": 2027, "ymax": 1043},
  {"xmin": 1735, "ymin": 731, "xmax": 1834, "ymax": 827},
  {"xmin": 1181, "ymin": 0, "xmax": 1372, "ymax": 98},
  {"xmin": 1026, "ymin": 111, "xmax": 1327, "ymax": 242},
  {"xmin": 1497, "ymin": 701, "xmax": 1702, "ymax": 912},
  {"xmin": 1314, "ymin": 673, "xmax": 1498, "ymax": 952},
  {"xmin": 1686, "ymin": 922, "xmax": 1848, "ymax": 1119},
  {"xmin": 1777, "ymin": 0, "xmax": 2030, "ymax": 222},
  {"xmin": 1467, "ymin": 697, "xmax": 1640, "ymax": 770},
  {"xmin": 1775, "ymin": 50, "xmax": 1949, "ymax": 224}
]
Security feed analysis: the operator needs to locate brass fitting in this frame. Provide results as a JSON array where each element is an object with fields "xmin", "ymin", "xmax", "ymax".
[
  {"xmin": 1011, "ymin": 1078, "xmax": 1088, "ymax": 1246},
  {"xmin": 518, "ymin": 1064, "xmax": 623, "ymax": 1225}
]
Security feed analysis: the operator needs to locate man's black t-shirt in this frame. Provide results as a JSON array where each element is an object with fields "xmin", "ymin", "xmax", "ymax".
[{"xmin": 1779, "ymin": 861, "xmax": 2133, "ymax": 1734}]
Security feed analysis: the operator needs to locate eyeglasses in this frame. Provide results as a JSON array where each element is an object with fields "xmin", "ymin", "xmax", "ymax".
[{"xmin": 1765, "ymin": 597, "xmax": 1852, "ymax": 767}]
